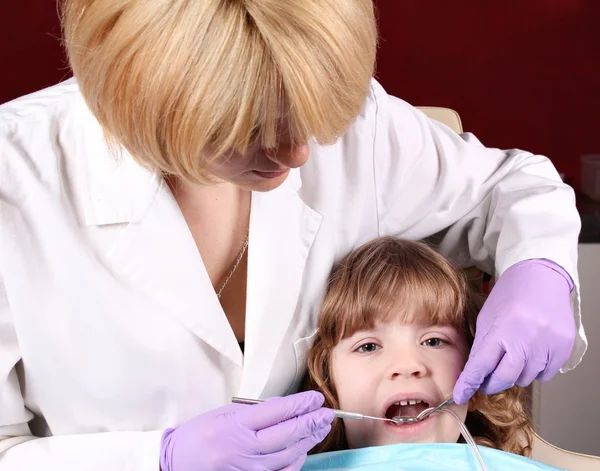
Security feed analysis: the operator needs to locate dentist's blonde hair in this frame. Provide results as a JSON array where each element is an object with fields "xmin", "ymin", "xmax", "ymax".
[
  {"xmin": 61, "ymin": 0, "xmax": 377, "ymax": 183},
  {"xmin": 307, "ymin": 237, "xmax": 533, "ymax": 456}
]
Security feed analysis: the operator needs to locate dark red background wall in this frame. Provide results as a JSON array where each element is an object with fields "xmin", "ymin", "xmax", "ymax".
[{"xmin": 2, "ymin": 1, "xmax": 599, "ymax": 189}]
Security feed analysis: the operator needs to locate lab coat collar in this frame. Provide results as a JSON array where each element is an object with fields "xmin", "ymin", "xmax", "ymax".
[
  {"xmin": 78, "ymin": 146, "xmax": 162, "ymax": 227},
  {"xmin": 78, "ymin": 144, "xmax": 303, "ymax": 227}
]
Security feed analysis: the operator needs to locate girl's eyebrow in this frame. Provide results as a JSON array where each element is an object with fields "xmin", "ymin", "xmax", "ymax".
[
  {"xmin": 414, "ymin": 322, "xmax": 455, "ymax": 328},
  {"xmin": 420, "ymin": 325, "xmax": 463, "ymax": 339},
  {"xmin": 342, "ymin": 327, "xmax": 379, "ymax": 339}
]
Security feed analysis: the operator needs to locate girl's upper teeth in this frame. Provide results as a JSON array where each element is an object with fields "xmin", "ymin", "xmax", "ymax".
[{"xmin": 395, "ymin": 399, "xmax": 423, "ymax": 406}]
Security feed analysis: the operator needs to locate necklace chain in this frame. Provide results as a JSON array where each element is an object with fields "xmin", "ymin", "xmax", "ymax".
[{"xmin": 217, "ymin": 233, "xmax": 249, "ymax": 299}]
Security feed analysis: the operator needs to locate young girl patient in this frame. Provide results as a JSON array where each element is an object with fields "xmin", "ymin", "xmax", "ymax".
[{"xmin": 306, "ymin": 237, "xmax": 533, "ymax": 455}]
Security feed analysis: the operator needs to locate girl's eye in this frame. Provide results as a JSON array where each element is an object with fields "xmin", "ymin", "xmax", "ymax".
[
  {"xmin": 355, "ymin": 343, "xmax": 380, "ymax": 353},
  {"xmin": 422, "ymin": 338, "xmax": 447, "ymax": 348}
]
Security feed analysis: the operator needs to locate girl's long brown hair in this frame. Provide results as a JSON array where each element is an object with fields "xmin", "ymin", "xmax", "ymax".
[{"xmin": 306, "ymin": 237, "xmax": 533, "ymax": 455}]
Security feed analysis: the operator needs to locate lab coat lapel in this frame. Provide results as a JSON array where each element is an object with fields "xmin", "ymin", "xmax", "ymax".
[
  {"xmin": 75, "ymin": 148, "xmax": 243, "ymax": 367},
  {"xmin": 106, "ymin": 183, "xmax": 244, "ymax": 367},
  {"xmin": 240, "ymin": 170, "xmax": 322, "ymax": 398}
]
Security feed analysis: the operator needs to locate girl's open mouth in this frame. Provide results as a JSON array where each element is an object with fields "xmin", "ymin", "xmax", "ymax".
[{"xmin": 385, "ymin": 399, "xmax": 430, "ymax": 423}]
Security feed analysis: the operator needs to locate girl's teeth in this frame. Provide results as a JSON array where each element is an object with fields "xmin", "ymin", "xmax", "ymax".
[{"xmin": 393, "ymin": 399, "xmax": 423, "ymax": 406}]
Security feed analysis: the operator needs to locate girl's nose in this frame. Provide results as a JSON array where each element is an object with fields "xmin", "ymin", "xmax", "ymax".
[
  {"xmin": 388, "ymin": 353, "xmax": 428, "ymax": 379},
  {"xmin": 266, "ymin": 142, "xmax": 310, "ymax": 169}
]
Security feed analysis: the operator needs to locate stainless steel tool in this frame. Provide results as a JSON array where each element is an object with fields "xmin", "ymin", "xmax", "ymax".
[
  {"xmin": 393, "ymin": 395, "xmax": 455, "ymax": 424},
  {"xmin": 231, "ymin": 395, "xmax": 454, "ymax": 425}
]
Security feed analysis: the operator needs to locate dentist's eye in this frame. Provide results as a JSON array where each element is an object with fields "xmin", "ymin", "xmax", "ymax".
[
  {"xmin": 355, "ymin": 342, "xmax": 380, "ymax": 353},
  {"xmin": 422, "ymin": 338, "xmax": 447, "ymax": 348}
]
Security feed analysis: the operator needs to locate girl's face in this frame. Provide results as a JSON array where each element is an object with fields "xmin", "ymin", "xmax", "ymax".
[{"xmin": 330, "ymin": 312, "xmax": 470, "ymax": 448}]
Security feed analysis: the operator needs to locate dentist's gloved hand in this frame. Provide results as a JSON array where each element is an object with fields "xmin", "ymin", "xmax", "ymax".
[
  {"xmin": 454, "ymin": 259, "xmax": 576, "ymax": 404},
  {"xmin": 160, "ymin": 391, "xmax": 334, "ymax": 471}
]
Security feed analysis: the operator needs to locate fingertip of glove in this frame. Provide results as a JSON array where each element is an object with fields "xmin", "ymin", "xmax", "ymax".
[
  {"xmin": 303, "ymin": 390, "xmax": 325, "ymax": 408},
  {"xmin": 453, "ymin": 383, "xmax": 472, "ymax": 405},
  {"xmin": 317, "ymin": 407, "xmax": 336, "ymax": 425}
]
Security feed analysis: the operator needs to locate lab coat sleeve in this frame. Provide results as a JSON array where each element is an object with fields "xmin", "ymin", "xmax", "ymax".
[
  {"xmin": 370, "ymin": 81, "xmax": 585, "ymax": 370},
  {"xmin": 0, "ymin": 278, "xmax": 163, "ymax": 471}
]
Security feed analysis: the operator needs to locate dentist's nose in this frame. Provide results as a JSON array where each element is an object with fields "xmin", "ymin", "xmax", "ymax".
[{"xmin": 266, "ymin": 142, "xmax": 310, "ymax": 169}]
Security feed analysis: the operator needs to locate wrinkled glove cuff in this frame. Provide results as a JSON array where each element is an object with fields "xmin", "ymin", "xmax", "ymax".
[
  {"xmin": 510, "ymin": 258, "xmax": 574, "ymax": 292},
  {"xmin": 160, "ymin": 428, "xmax": 176, "ymax": 471}
]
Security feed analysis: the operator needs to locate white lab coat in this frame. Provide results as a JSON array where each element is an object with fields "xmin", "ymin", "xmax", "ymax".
[{"xmin": 0, "ymin": 78, "xmax": 584, "ymax": 470}]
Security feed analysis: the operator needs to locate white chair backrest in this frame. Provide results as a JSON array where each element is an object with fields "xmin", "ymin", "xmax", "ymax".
[
  {"xmin": 417, "ymin": 106, "xmax": 463, "ymax": 134},
  {"xmin": 532, "ymin": 434, "xmax": 600, "ymax": 471}
]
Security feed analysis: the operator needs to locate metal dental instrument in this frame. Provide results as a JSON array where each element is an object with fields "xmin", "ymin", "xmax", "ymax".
[
  {"xmin": 393, "ymin": 395, "xmax": 455, "ymax": 424},
  {"xmin": 231, "ymin": 396, "xmax": 445, "ymax": 425}
]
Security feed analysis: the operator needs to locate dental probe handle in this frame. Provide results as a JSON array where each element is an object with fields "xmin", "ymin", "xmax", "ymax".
[
  {"xmin": 330, "ymin": 409, "xmax": 366, "ymax": 420},
  {"xmin": 330, "ymin": 409, "xmax": 395, "ymax": 422},
  {"xmin": 231, "ymin": 397, "xmax": 370, "ymax": 421}
]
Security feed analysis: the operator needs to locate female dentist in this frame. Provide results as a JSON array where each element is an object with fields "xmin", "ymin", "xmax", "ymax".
[{"xmin": 0, "ymin": 0, "xmax": 583, "ymax": 470}]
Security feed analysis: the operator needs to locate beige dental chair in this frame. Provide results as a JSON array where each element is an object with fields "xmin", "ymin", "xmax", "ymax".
[{"xmin": 417, "ymin": 106, "xmax": 600, "ymax": 471}]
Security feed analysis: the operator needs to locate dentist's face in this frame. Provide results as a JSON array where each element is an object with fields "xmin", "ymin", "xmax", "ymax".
[
  {"xmin": 331, "ymin": 315, "xmax": 470, "ymax": 448},
  {"xmin": 204, "ymin": 127, "xmax": 310, "ymax": 192}
]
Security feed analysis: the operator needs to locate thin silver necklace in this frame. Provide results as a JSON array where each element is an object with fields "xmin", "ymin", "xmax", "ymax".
[{"xmin": 216, "ymin": 233, "xmax": 249, "ymax": 299}]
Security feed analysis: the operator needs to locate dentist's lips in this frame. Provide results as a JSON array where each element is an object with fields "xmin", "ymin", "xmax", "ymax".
[{"xmin": 252, "ymin": 169, "xmax": 289, "ymax": 179}]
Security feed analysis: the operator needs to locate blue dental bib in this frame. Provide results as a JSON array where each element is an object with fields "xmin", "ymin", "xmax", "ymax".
[{"xmin": 302, "ymin": 443, "xmax": 565, "ymax": 471}]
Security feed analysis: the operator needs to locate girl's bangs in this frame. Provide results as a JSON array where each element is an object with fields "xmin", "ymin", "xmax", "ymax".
[{"xmin": 318, "ymin": 238, "xmax": 469, "ymax": 345}]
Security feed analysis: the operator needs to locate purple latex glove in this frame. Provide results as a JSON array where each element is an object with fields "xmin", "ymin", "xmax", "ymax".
[
  {"xmin": 160, "ymin": 391, "xmax": 334, "ymax": 471},
  {"xmin": 454, "ymin": 259, "xmax": 576, "ymax": 404}
]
